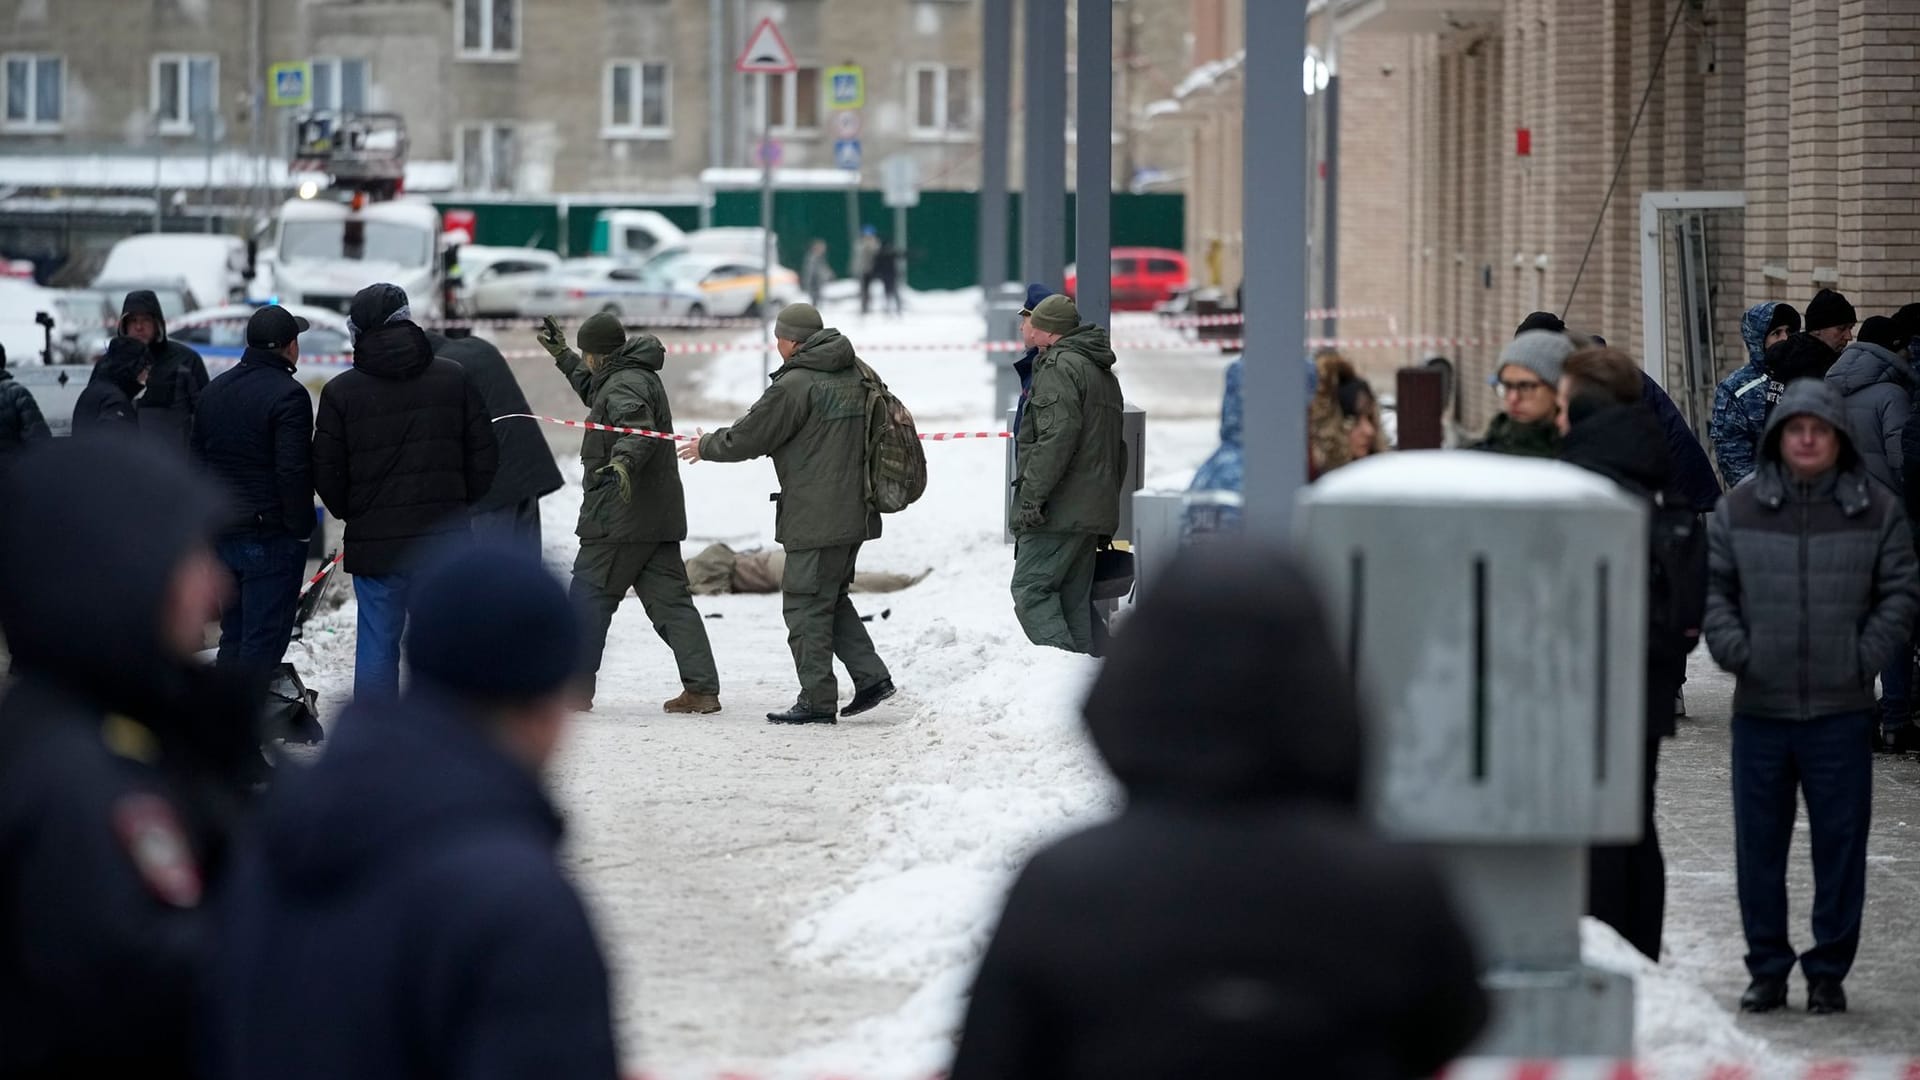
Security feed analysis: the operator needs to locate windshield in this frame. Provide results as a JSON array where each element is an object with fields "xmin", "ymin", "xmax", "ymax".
[{"xmin": 281, "ymin": 219, "xmax": 432, "ymax": 267}]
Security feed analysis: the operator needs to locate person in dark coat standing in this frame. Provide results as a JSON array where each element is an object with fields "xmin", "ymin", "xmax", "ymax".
[
  {"xmin": 1010, "ymin": 282, "xmax": 1052, "ymax": 437},
  {"xmin": 72, "ymin": 334, "xmax": 150, "ymax": 436},
  {"xmin": 0, "ymin": 435, "xmax": 260, "ymax": 1079},
  {"xmin": 192, "ymin": 305, "xmax": 315, "ymax": 672},
  {"xmin": 312, "ymin": 284, "xmax": 498, "ymax": 700},
  {"xmin": 118, "ymin": 289, "xmax": 209, "ymax": 452},
  {"xmin": 681, "ymin": 303, "xmax": 895, "ymax": 724},
  {"xmin": 426, "ymin": 330, "xmax": 563, "ymax": 555},
  {"xmin": 206, "ymin": 544, "xmax": 619, "ymax": 1080},
  {"xmin": 0, "ymin": 343, "xmax": 51, "ymax": 453},
  {"xmin": 1704, "ymin": 378, "xmax": 1918, "ymax": 1015},
  {"xmin": 538, "ymin": 312, "xmax": 720, "ymax": 715},
  {"xmin": 950, "ymin": 545, "xmax": 1489, "ymax": 1080},
  {"xmin": 1556, "ymin": 347, "xmax": 1705, "ymax": 961}
]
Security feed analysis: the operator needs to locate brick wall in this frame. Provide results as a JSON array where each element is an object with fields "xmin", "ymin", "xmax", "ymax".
[{"xmin": 1836, "ymin": 0, "xmax": 1920, "ymax": 314}]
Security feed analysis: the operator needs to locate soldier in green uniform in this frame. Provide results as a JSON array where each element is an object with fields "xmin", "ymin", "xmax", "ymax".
[
  {"xmin": 537, "ymin": 312, "xmax": 721, "ymax": 714},
  {"xmin": 1010, "ymin": 294, "xmax": 1125, "ymax": 654},
  {"xmin": 678, "ymin": 303, "xmax": 897, "ymax": 725}
]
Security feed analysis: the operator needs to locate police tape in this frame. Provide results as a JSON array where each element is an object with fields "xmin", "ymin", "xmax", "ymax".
[
  {"xmin": 492, "ymin": 414, "xmax": 1011, "ymax": 443},
  {"xmin": 1115, "ymin": 306, "xmax": 1402, "ymax": 329},
  {"xmin": 298, "ymin": 552, "xmax": 342, "ymax": 598},
  {"xmin": 617, "ymin": 1063, "xmax": 1920, "ymax": 1080}
]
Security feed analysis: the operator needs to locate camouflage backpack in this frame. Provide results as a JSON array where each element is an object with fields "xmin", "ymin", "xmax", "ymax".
[{"xmin": 855, "ymin": 359, "xmax": 927, "ymax": 513}]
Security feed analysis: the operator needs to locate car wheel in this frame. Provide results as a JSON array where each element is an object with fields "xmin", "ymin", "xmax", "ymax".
[{"xmin": 687, "ymin": 303, "xmax": 706, "ymax": 319}]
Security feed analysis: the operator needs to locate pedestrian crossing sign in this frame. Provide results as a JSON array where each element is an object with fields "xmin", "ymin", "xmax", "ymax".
[
  {"xmin": 268, "ymin": 62, "xmax": 311, "ymax": 108},
  {"xmin": 827, "ymin": 66, "xmax": 865, "ymax": 110}
]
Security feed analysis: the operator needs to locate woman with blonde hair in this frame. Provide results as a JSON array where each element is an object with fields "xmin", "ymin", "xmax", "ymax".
[{"xmin": 1309, "ymin": 349, "xmax": 1386, "ymax": 479}]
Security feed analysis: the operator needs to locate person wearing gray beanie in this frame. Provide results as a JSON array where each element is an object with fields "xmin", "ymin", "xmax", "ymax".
[{"xmin": 1473, "ymin": 329, "xmax": 1578, "ymax": 458}]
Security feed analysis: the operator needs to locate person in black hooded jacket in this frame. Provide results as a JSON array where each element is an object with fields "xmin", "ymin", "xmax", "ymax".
[
  {"xmin": 312, "ymin": 284, "xmax": 497, "ymax": 700},
  {"xmin": 118, "ymin": 289, "xmax": 209, "ymax": 452},
  {"xmin": 0, "ymin": 343, "xmax": 51, "ymax": 453},
  {"xmin": 1556, "ymin": 347, "xmax": 1705, "ymax": 962},
  {"xmin": 0, "ymin": 434, "xmax": 261, "ymax": 1079},
  {"xmin": 949, "ymin": 545, "xmax": 1488, "ymax": 1080},
  {"xmin": 425, "ymin": 330, "xmax": 562, "ymax": 555},
  {"xmin": 73, "ymin": 334, "xmax": 151, "ymax": 436},
  {"xmin": 206, "ymin": 543, "xmax": 618, "ymax": 1080}
]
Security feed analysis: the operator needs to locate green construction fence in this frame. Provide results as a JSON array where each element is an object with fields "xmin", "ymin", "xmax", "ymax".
[{"xmin": 434, "ymin": 192, "xmax": 1184, "ymax": 292}]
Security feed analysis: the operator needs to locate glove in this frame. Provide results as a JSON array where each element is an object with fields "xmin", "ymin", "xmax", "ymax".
[
  {"xmin": 1015, "ymin": 502, "xmax": 1046, "ymax": 530},
  {"xmin": 597, "ymin": 461, "xmax": 634, "ymax": 504},
  {"xmin": 537, "ymin": 316, "xmax": 571, "ymax": 360}
]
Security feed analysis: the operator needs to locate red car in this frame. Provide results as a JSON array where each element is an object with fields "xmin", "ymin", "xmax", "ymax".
[{"xmin": 1065, "ymin": 247, "xmax": 1190, "ymax": 311}]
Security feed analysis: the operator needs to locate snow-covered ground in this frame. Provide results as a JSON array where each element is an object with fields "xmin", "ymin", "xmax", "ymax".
[{"xmin": 288, "ymin": 289, "xmax": 1772, "ymax": 1076}]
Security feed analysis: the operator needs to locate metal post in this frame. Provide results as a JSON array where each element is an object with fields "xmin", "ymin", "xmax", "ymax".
[
  {"xmin": 153, "ymin": 117, "xmax": 165, "ymax": 234},
  {"xmin": 978, "ymin": 0, "xmax": 1012, "ymax": 293},
  {"xmin": 1074, "ymin": 0, "xmax": 1112, "ymax": 326},
  {"xmin": 1321, "ymin": 71, "xmax": 1339, "ymax": 341},
  {"xmin": 709, "ymin": 0, "xmax": 725, "ymax": 175},
  {"xmin": 760, "ymin": 72, "xmax": 775, "ymax": 379},
  {"xmin": 204, "ymin": 118, "xmax": 217, "ymax": 233},
  {"xmin": 1240, "ymin": 0, "xmax": 1308, "ymax": 539},
  {"xmin": 1021, "ymin": 0, "xmax": 1067, "ymax": 288}
]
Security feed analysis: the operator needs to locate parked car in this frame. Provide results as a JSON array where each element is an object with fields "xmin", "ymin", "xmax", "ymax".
[
  {"xmin": 515, "ymin": 259, "xmax": 662, "ymax": 320},
  {"xmin": 49, "ymin": 289, "xmax": 115, "ymax": 364},
  {"xmin": 454, "ymin": 246, "xmax": 564, "ymax": 317},
  {"xmin": 1065, "ymin": 247, "xmax": 1191, "ymax": 311},
  {"xmin": 638, "ymin": 250, "xmax": 800, "ymax": 318},
  {"xmin": 93, "ymin": 233, "xmax": 250, "ymax": 311},
  {"xmin": 167, "ymin": 302, "xmax": 354, "ymax": 363}
]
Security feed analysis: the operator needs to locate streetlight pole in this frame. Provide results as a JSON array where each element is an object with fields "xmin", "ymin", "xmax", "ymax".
[{"xmin": 1074, "ymin": 0, "xmax": 1112, "ymax": 327}]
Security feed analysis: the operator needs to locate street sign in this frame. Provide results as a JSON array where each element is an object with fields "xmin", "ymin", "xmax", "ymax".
[
  {"xmin": 268, "ymin": 62, "xmax": 311, "ymax": 108},
  {"xmin": 735, "ymin": 17, "xmax": 798, "ymax": 74},
  {"xmin": 832, "ymin": 110, "xmax": 862, "ymax": 139},
  {"xmin": 881, "ymin": 154, "xmax": 920, "ymax": 208},
  {"xmin": 757, "ymin": 139, "xmax": 784, "ymax": 168},
  {"xmin": 833, "ymin": 139, "xmax": 862, "ymax": 171},
  {"xmin": 827, "ymin": 65, "xmax": 865, "ymax": 109}
]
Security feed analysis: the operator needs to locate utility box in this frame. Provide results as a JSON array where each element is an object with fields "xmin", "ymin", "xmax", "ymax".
[
  {"xmin": 1294, "ymin": 451, "xmax": 1647, "ymax": 1058},
  {"xmin": 1005, "ymin": 402, "xmax": 1145, "ymax": 545},
  {"xmin": 1132, "ymin": 489, "xmax": 1243, "ymax": 602}
]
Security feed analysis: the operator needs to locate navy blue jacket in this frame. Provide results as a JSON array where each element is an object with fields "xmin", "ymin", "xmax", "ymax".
[
  {"xmin": 207, "ymin": 689, "xmax": 618, "ymax": 1080},
  {"xmin": 1640, "ymin": 372, "xmax": 1721, "ymax": 512},
  {"xmin": 192, "ymin": 347, "xmax": 315, "ymax": 538},
  {"xmin": 1012, "ymin": 347, "xmax": 1038, "ymax": 434}
]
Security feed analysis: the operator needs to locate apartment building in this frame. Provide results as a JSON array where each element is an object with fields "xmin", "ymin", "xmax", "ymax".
[{"xmin": 1163, "ymin": 0, "xmax": 1920, "ymax": 434}]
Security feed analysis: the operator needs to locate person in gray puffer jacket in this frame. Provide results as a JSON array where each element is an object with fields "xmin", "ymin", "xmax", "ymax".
[
  {"xmin": 1703, "ymin": 377, "xmax": 1918, "ymax": 1018},
  {"xmin": 1824, "ymin": 315, "xmax": 1914, "ymax": 496}
]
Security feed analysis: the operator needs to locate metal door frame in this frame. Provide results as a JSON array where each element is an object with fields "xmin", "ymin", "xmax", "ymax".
[{"xmin": 1639, "ymin": 191, "xmax": 1744, "ymax": 406}]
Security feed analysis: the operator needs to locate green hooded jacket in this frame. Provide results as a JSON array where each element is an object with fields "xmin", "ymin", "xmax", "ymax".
[
  {"xmin": 558, "ymin": 334, "xmax": 687, "ymax": 543},
  {"xmin": 1015, "ymin": 323, "xmax": 1125, "ymax": 535},
  {"xmin": 1473, "ymin": 413, "xmax": 1562, "ymax": 459},
  {"xmin": 698, "ymin": 328, "xmax": 880, "ymax": 551}
]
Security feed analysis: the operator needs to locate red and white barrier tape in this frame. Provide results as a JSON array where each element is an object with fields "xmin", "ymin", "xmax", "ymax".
[
  {"xmin": 298, "ymin": 552, "xmax": 342, "ymax": 598},
  {"xmin": 1120, "ymin": 305, "xmax": 1401, "ymax": 329},
  {"xmin": 493, "ymin": 414, "xmax": 1010, "ymax": 443},
  {"xmin": 103, "ymin": 314, "xmax": 761, "ymax": 332},
  {"xmin": 621, "ymin": 1063, "xmax": 1920, "ymax": 1080}
]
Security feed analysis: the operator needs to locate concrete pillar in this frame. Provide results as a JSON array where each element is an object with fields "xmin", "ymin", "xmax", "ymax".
[{"xmin": 1836, "ymin": 0, "xmax": 1920, "ymax": 313}]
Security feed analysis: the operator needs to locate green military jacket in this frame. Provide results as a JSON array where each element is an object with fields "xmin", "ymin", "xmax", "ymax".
[
  {"xmin": 558, "ymin": 334, "xmax": 688, "ymax": 543},
  {"xmin": 698, "ymin": 329, "xmax": 880, "ymax": 551},
  {"xmin": 1015, "ymin": 323, "xmax": 1125, "ymax": 536}
]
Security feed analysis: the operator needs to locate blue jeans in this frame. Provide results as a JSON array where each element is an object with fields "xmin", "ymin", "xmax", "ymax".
[
  {"xmin": 1732, "ymin": 711, "xmax": 1875, "ymax": 983},
  {"xmin": 353, "ymin": 573, "xmax": 413, "ymax": 701},
  {"xmin": 215, "ymin": 531, "xmax": 309, "ymax": 671}
]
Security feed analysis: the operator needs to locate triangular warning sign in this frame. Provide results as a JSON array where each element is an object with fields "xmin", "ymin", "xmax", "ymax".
[{"xmin": 735, "ymin": 17, "xmax": 798, "ymax": 74}]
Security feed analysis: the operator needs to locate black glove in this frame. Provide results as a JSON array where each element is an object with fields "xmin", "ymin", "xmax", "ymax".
[{"xmin": 536, "ymin": 316, "xmax": 570, "ymax": 360}]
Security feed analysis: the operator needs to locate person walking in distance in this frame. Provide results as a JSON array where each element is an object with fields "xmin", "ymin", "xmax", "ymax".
[
  {"xmin": 1010, "ymin": 294, "xmax": 1125, "ymax": 655},
  {"xmin": 802, "ymin": 238, "xmax": 833, "ymax": 310},
  {"xmin": 312, "ymin": 284, "xmax": 497, "ymax": 700},
  {"xmin": 1703, "ymin": 379, "xmax": 1918, "ymax": 1015},
  {"xmin": 855, "ymin": 225, "xmax": 881, "ymax": 316},
  {"xmin": 679, "ymin": 303, "xmax": 896, "ymax": 724},
  {"xmin": 206, "ymin": 544, "xmax": 620, "ymax": 1080},
  {"xmin": 191, "ymin": 305, "xmax": 316, "ymax": 672},
  {"xmin": 536, "ymin": 312, "xmax": 720, "ymax": 715}
]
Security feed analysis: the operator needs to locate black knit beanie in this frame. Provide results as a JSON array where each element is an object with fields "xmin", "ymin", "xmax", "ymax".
[
  {"xmin": 1768, "ymin": 303, "xmax": 1802, "ymax": 336},
  {"xmin": 1806, "ymin": 289, "xmax": 1856, "ymax": 334}
]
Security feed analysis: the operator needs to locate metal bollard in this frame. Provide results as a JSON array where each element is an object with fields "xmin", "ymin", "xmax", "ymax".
[{"xmin": 1295, "ymin": 452, "xmax": 1648, "ymax": 1057}]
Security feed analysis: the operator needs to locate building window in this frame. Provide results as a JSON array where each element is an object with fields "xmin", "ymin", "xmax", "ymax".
[
  {"xmin": 910, "ymin": 63, "xmax": 973, "ymax": 138},
  {"xmin": 153, "ymin": 54, "xmax": 218, "ymax": 135},
  {"xmin": 458, "ymin": 0, "xmax": 517, "ymax": 59},
  {"xmin": 311, "ymin": 57, "xmax": 370, "ymax": 112},
  {"xmin": 757, "ymin": 66, "xmax": 820, "ymax": 135},
  {"xmin": 2, "ymin": 54, "xmax": 63, "ymax": 132},
  {"xmin": 605, "ymin": 60, "xmax": 670, "ymax": 137},
  {"xmin": 458, "ymin": 123, "xmax": 518, "ymax": 192}
]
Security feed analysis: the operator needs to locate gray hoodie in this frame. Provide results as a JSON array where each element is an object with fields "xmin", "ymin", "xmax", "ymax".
[
  {"xmin": 1824, "ymin": 339, "xmax": 1914, "ymax": 494},
  {"xmin": 1704, "ymin": 379, "xmax": 1920, "ymax": 720}
]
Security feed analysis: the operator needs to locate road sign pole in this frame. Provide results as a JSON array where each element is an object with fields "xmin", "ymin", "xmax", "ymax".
[
  {"xmin": 761, "ymin": 72, "xmax": 775, "ymax": 380},
  {"xmin": 1075, "ymin": 0, "xmax": 1112, "ymax": 327},
  {"xmin": 1021, "ymin": 0, "xmax": 1067, "ymax": 289},
  {"xmin": 979, "ymin": 0, "xmax": 1011, "ymax": 294}
]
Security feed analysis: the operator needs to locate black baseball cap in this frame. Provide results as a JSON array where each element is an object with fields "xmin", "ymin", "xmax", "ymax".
[{"xmin": 246, "ymin": 304, "xmax": 309, "ymax": 350}]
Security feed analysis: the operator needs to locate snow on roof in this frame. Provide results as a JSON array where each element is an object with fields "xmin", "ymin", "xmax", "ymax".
[
  {"xmin": 1303, "ymin": 450, "xmax": 1631, "ymax": 507},
  {"xmin": 0, "ymin": 194, "xmax": 160, "ymax": 216},
  {"xmin": 1172, "ymin": 50, "xmax": 1246, "ymax": 100},
  {"xmin": 1143, "ymin": 98, "xmax": 1183, "ymax": 120},
  {"xmin": 0, "ymin": 153, "xmax": 456, "ymax": 193},
  {"xmin": 699, "ymin": 167, "xmax": 862, "ymax": 190}
]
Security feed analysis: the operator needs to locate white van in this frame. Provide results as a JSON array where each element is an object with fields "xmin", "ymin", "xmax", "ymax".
[{"xmin": 93, "ymin": 234, "xmax": 249, "ymax": 312}]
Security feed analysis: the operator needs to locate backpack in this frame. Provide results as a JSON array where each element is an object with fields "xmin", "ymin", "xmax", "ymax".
[
  {"xmin": 1647, "ymin": 492, "xmax": 1708, "ymax": 664},
  {"xmin": 855, "ymin": 359, "xmax": 927, "ymax": 513}
]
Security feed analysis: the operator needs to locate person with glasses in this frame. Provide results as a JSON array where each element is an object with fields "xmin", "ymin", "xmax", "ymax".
[{"xmin": 1472, "ymin": 329, "xmax": 1576, "ymax": 457}]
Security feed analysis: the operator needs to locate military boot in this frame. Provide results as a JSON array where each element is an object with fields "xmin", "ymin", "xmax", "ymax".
[{"xmin": 664, "ymin": 691, "xmax": 722, "ymax": 715}]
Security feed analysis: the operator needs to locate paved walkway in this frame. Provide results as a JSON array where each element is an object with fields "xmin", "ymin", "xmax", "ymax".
[{"xmin": 1661, "ymin": 650, "xmax": 1920, "ymax": 1056}]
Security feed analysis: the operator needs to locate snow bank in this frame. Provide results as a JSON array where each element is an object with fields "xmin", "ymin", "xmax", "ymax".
[{"xmin": 1582, "ymin": 918, "xmax": 1780, "ymax": 1066}]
